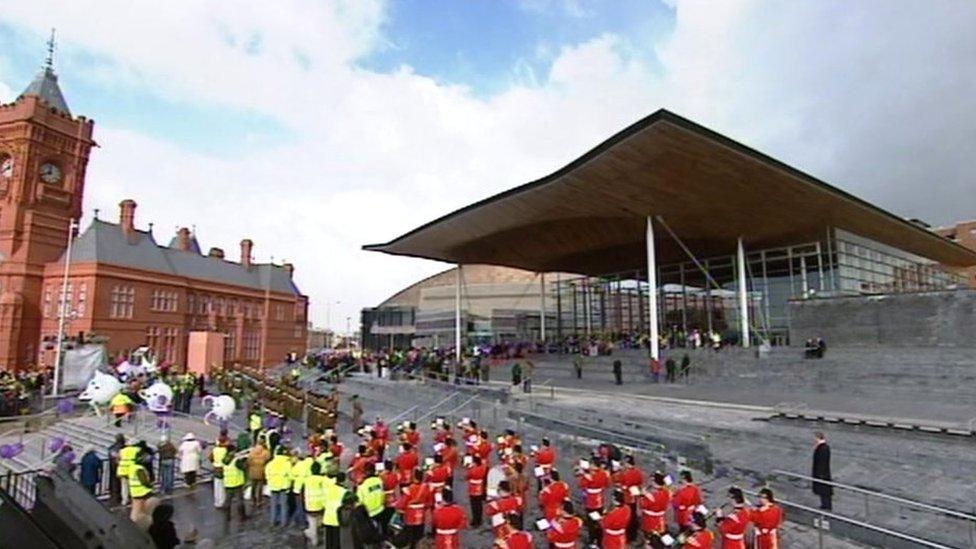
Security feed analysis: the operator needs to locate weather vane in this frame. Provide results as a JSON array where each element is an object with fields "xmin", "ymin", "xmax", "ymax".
[{"xmin": 45, "ymin": 28, "xmax": 56, "ymax": 70}]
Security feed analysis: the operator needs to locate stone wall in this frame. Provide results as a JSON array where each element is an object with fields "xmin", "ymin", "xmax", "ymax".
[{"xmin": 788, "ymin": 289, "xmax": 976, "ymax": 346}]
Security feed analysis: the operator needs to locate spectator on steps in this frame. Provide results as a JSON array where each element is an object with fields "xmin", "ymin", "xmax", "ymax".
[{"xmin": 79, "ymin": 446, "xmax": 102, "ymax": 495}]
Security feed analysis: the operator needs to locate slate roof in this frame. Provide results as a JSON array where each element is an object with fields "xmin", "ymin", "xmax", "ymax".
[
  {"xmin": 65, "ymin": 220, "xmax": 302, "ymax": 295},
  {"xmin": 19, "ymin": 67, "xmax": 71, "ymax": 116},
  {"xmin": 167, "ymin": 233, "xmax": 202, "ymax": 254}
]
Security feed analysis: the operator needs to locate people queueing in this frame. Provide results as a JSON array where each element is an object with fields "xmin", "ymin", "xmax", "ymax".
[{"xmin": 716, "ymin": 486, "xmax": 751, "ymax": 549}]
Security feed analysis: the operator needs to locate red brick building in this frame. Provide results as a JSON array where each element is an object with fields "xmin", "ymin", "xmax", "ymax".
[
  {"xmin": 935, "ymin": 220, "xmax": 976, "ymax": 287},
  {"xmin": 0, "ymin": 52, "xmax": 307, "ymax": 372}
]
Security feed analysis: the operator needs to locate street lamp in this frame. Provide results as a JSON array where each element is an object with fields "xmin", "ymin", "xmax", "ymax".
[{"xmin": 345, "ymin": 316, "xmax": 351, "ymax": 354}]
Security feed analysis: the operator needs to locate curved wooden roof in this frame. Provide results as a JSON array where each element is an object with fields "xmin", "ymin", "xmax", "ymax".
[{"xmin": 365, "ymin": 109, "xmax": 976, "ymax": 275}]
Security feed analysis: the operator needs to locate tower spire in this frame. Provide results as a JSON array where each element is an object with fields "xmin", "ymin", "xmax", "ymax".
[{"xmin": 45, "ymin": 28, "xmax": 56, "ymax": 71}]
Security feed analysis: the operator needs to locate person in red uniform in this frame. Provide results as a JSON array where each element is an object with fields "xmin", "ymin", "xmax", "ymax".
[
  {"xmin": 577, "ymin": 459, "xmax": 611, "ymax": 543},
  {"xmin": 379, "ymin": 459, "xmax": 399, "ymax": 537},
  {"xmin": 476, "ymin": 430, "xmax": 493, "ymax": 466},
  {"xmin": 601, "ymin": 489, "xmax": 633, "ymax": 549},
  {"xmin": 538, "ymin": 470, "xmax": 570, "ymax": 520},
  {"xmin": 465, "ymin": 454, "xmax": 488, "ymax": 527},
  {"xmin": 684, "ymin": 512, "xmax": 715, "ymax": 548},
  {"xmin": 439, "ymin": 438, "xmax": 460, "ymax": 492},
  {"xmin": 397, "ymin": 469, "xmax": 430, "ymax": 547},
  {"xmin": 750, "ymin": 487, "xmax": 783, "ymax": 549},
  {"xmin": 329, "ymin": 434, "xmax": 344, "ymax": 462},
  {"xmin": 348, "ymin": 444, "xmax": 371, "ymax": 486},
  {"xmin": 395, "ymin": 442, "xmax": 420, "ymax": 488},
  {"xmin": 547, "ymin": 501, "xmax": 583, "ymax": 549},
  {"xmin": 494, "ymin": 515, "xmax": 533, "ymax": 548},
  {"xmin": 639, "ymin": 471, "xmax": 672, "ymax": 537},
  {"xmin": 716, "ymin": 486, "xmax": 751, "ymax": 549},
  {"xmin": 426, "ymin": 453, "xmax": 451, "ymax": 500},
  {"xmin": 612, "ymin": 454, "xmax": 644, "ymax": 541},
  {"xmin": 405, "ymin": 422, "xmax": 421, "ymax": 448},
  {"xmin": 369, "ymin": 431, "xmax": 386, "ymax": 461},
  {"xmin": 672, "ymin": 470, "xmax": 703, "ymax": 530},
  {"xmin": 432, "ymin": 488, "xmax": 468, "ymax": 549},
  {"xmin": 533, "ymin": 438, "xmax": 556, "ymax": 478},
  {"xmin": 486, "ymin": 480, "xmax": 523, "ymax": 536}
]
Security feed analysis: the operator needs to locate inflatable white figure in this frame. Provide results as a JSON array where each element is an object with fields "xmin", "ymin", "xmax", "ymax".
[
  {"xmin": 202, "ymin": 394, "xmax": 236, "ymax": 425},
  {"xmin": 139, "ymin": 381, "xmax": 173, "ymax": 413},
  {"xmin": 139, "ymin": 380, "xmax": 174, "ymax": 430},
  {"xmin": 78, "ymin": 371, "xmax": 123, "ymax": 416}
]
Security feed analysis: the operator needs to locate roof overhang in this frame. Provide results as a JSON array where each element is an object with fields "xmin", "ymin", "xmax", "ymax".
[{"xmin": 365, "ymin": 109, "xmax": 976, "ymax": 276}]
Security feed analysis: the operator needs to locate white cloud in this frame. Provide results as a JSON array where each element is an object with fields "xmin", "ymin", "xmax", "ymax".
[
  {"xmin": 2, "ymin": 0, "xmax": 974, "ymax": 332},
  {"xmin": 0, "ymin": 80, "xmax": 12, "ymax": 103}
]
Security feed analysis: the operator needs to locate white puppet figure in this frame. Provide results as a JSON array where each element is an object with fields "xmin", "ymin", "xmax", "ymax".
[
  {"xmin": 139, "ymin": 380, "xmax": 174, "ymax": 429},
  {"xmin": 202, "ymin": 394, "xmax": 236, "ymax": 427},
  {"xmin": 78, "ymin": 371, "xmax": 123, "ymax": 416}
]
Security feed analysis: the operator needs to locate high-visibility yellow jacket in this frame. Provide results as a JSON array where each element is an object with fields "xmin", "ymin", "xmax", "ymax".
[
  {"xmin": 357, "ymin": 475, "xmax": 385, "ymax": 517},
  {"xmin": 110, "ymin": 393, "xmax": 133, "ymax": 414},
  {"xmin": 212, "ymin": 446, "xmax": 228, "ymax": 469},
  {"xmin": 265, "ymin": 455, "xmax": 292, "ymax": 492},
  {"xmin": 322, "ymin": 483, "xmax": 348, "ymax": 526},
  {"xmin": 304, "ymin": 474, "xmax": 327, "ymax": 512},
  {"xmin": 117, "ymin": 445, "xmax": 138, "ymax": 477},
  {"xmin": 129, "ymin": 464, "xmax": 152, "ymax": 498},
  {"xmin": 291, "ymin": 457, "xmax": 314, "ymax": 494},
  {"xmin": 249, "ymin": 413, "xmax": 262, "ymax": 431},
  {"xmin": 224, "ymin": 457, "xmax": 246, "ymax": 489}
]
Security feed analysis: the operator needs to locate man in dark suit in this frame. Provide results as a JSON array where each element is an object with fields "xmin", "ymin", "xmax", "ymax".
[{"xmin": 812, "ymin": 432, "xmax": 832, "ymax": 510}]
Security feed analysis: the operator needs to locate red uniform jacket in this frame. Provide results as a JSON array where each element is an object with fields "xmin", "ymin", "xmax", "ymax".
[
  {"xmin": 465, "ymin": 464, "xmax": 488, "ymax": 497},
  {"xmin": 348, "ymin": 455, "xmax": 370, "ymax": 486},
  {"xmin": 578, "ymin": 468, "xmax": 611, "ymax": 510},
  {"xmin": 486, "ymin": 495, "xmax": 523, "ymax": 537},
  {"xmin": 476, "ymin": 440, "xmax": 493, "ymax": 465},
  {"xmin": 395, "ymin": 450, "xmax": 419, "ymax": 485},
  {"xmin": 397, "ymin": 482, "xmax": 430, "ymax": 526},
  {"xmin": 441, "ymin": 446, "xmax": 459, "ymax": 476},
  {"xmin": 406, "ymin": 430, "xmax": 421, "ymax": 448},
  {"xmin": 432, "ymin": 502, "xmax": 468, "ymax": 549},
  {"xmin": 672, "ymin": 483, "xmax": 703, "ymax": 527},
  {"xmin": 612, "ymin": 467, "xmax": 644, "ymax": 505},
  {"xmin": 751, "ymin": 504, "xmax": 783, "ymax": 549},
  {"xmin": 426, "ymin": 464, "xmax": 451, "ymax": 497},
  {"xmin": 546, "ymin": 515, "xmax": 582, "ymax": 549},
  {"xmin": 369, "ymin": 437, "xmax": 386, "ymax": 459},
  {"xmin": 534, "ymin": 446, "xmax": 556, "ymax": 473},
  {"xmin": 381, "ymin": 470, "xmax": 399, "ymax": 507},
  {"xmin": 601, "ymin": 505, "xmax": 633, "ymax": 549},
  {"xmin": 330, "ymin": 442, "xmax": 344, "ymax": 460},
  {"xmin": 718, "ymin": 507, "xmax": 751, "ymax": 549},
  {"xmin": 499, "ymin": 529, "xmax": 533, "ymax": 549},
  {"xmin": 685, "ymin": 529, "xmax": 715, "ymax": 548},
  {"xmin": 539, "ymin": 480, "xmax": 570, "ymax": 520},
  {"xmin": 639, "ymin": 487, "xmax": 671, "ymax": 534}
]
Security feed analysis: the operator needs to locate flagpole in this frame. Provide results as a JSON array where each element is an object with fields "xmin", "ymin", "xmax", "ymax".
[{"xmin": 52, "ymin": 219, "xmax": 77, "ymax": 397}]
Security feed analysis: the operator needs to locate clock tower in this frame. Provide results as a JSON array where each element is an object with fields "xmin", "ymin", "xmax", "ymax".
[{"xmin": 0, "ymin": 33, "xmax": 95, "ymax": 370}]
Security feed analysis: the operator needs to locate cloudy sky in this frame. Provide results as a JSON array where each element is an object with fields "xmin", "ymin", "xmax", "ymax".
[{"xmin": 1, "ymin": 0, "xmax": 974, "ymax": 331}]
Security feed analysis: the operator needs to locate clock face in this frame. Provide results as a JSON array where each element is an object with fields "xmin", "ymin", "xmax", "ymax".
[
  {"xmin": 0, "ymin": 156, "xmax": 12, "ymax": 179},
  {"xmin": 40, "ymin": 162, "xmax": 62, "ymax": 184}
]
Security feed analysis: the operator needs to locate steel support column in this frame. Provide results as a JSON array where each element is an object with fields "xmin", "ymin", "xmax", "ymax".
[
  {"xmin": 539, "ymin": 273, "xmax": 546, "ymax": 344},
  {"xmin": 646, "ymin": 217, "xmax": 659, "ymax": 360},
  {"xmin": 737, "ymin": 237, "xmax": 750, "ymax": 348},
  {"xmin": 455, "ymin": 264, "xmax": 462, "ymax": 362}
]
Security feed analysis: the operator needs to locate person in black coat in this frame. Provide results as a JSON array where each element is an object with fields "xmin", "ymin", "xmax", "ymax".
[
  {"xmin": 812, "ymin": 432, "xmax": 832, "ymax": 510},
  {"xmin": 148, "ymin": 503, "xmax": 180, "ymax": 549},
  {"xmin": 612, "ymin": 359, "xmax": 623, "ymax": 385}
]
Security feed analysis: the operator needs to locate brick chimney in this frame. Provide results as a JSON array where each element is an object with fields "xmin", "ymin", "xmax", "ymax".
[
  {"xmin": 240, "ymin": 239, "xmax": 253, "ymax": 268},
  {"xmin": 208, "ymin": 247, "xmax": 225, "ymax": 259},
  {"xmin": 119, "ymin": 199, "xmax": 137, "ymax": 235},
  {"xmin": 175, "ymin": 227, "xmax": 192, "ymax": 251},
  {"xmin": 283, "ymin": 262, "xmax": 294, "ymax": 278}
]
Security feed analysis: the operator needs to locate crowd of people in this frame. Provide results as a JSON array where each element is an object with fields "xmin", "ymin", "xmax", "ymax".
[
  {"xmin": 107, "ymin": 393, "xmax": 785, "ymax": 548},
  {"xmin": 0, "ymin": 368, "xmax": 49, "ymax": 417}
]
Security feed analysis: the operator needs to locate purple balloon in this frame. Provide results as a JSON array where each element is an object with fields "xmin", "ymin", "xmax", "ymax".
[
  {"xmin": 0, "ymin": 445, "xmax": 12, "ymax": 459},
  {"xmin": 48, "ymin": 437, "xmax": 65, "ymax": 454},
  {"xmin": 11, "ymin": 443, "xmax": 23, "ymax": 457},
  {"xmin": 57, "ymin": 400, "xmax": 74, "ymax": 414}
]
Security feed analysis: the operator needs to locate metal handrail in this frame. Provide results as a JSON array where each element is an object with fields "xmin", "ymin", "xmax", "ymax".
[
  {"xmin": 441, "ymin": 394, "xmax": 480, "ymax": 417},
  {"xmin": 741, "ymin": 488, "xmax": 954, "ymax": 549},
  {"xmin": 415, "ymin": 391, "xmax": 464, "ymax": 424},
  {"xmin": 514, "ymin": 407, "xmax": 667, "ymax": 453},
  {"xmin": 773, "ymin": 469, "xmax": 976, "ymax": 523},
  {"xmin": 388, "ymin": 405, "xmax": 420, "ymax": 425}
]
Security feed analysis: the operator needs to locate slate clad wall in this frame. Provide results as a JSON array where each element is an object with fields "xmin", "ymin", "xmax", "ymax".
[{"xmin": 789, "ymin": 289, "xmax": 976, "ymax": 347}]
